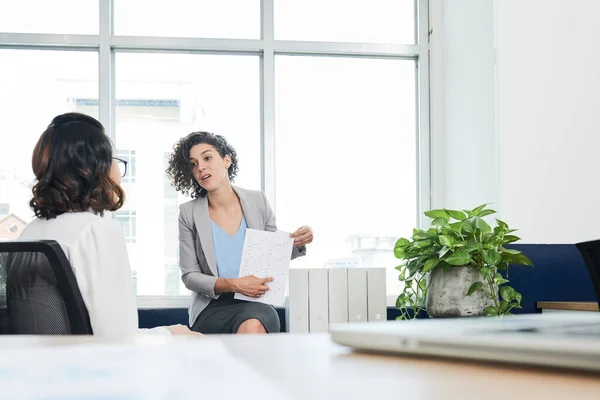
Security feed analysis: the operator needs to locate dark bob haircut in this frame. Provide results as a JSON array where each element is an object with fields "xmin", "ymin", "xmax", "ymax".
[
  {"xmin": 166, "ymin": 132, "xmax": 239, "ymax": 198},
  {"xmin": 30, "ymin": 112, "xmax": 125, "ymax": 219}
]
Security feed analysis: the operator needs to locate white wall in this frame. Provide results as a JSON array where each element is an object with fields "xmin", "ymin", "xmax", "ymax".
[
  {"xmin": 496, "ymin": 0, "xmax": 600, "ymax": 243},
  {"xmin": 430, "ymin": 0, "xmax": 497, "ymax": 211}
]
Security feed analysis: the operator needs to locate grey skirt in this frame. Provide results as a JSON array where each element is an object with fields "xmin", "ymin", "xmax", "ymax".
[{"xmin": 191, "ymin": 293, "xmax": 280, "ymax": 334}]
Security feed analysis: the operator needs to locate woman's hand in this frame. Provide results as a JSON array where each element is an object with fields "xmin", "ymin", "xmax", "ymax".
[
  {"xmin": 166, "ymin": 324, "xmax": 203, "ymax": 336},
  {"xmin": 290, "ymin": 225, "xmax": 313, "ymax": 247},
  {"xmin": 233, "ymin": 275, "xmax": 274, "ymax": 298}
]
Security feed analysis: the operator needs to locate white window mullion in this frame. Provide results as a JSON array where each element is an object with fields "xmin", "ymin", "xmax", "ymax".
[
  {"xmin": 416, "ymin": 0, "xmax": 431, "ymax": 229},
  {"xmin": 99, "ymin": 0, "xmax": 115, "ymax": 142},
  {"xmin": 261, "ymin": 0, "xmax": 276, "ymax": 210}
]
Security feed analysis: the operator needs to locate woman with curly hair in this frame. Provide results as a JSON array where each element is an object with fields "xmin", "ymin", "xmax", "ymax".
[
  {"xmin": 18, "ymin": 112, "xmax": 199, "ymax": 337},
  {"xmin": 167, "ymin": 132, "xmax": 313, "ymax": 334}
]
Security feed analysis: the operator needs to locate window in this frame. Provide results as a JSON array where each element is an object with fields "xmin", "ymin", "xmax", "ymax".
[
  {"xmin": 0, "ymin": 0, "xmax": 98, "ymax": 34},
  {"xmin": 74, "ymin": 99, "xmax": 181, "ymax": 125},
  {"xmin": 1, "ymin": 2, "xmax": 427, "ymax": 302},
  {"xmin": 115, "ymin": 53, "xmax": 260, "ymax": 295},
  {"xmin": 275, "ymin": 0, "xmax": 415, "ymax": 44},
  {"xmin": 115, "ymin": 210, "xmax": 137, "ymax": 244},
  {"xmin": 114, "ymin": 0, "xmax": 260, "ymax": 39},
  {"xmin": 164, "ymin": 264, "xmax": 181, "ymax": 296},
  {"xmin": 164, "ymin": 153, "xmax": 179, "ymax": 257},
  {"xmin": 0, "ymin": 50, "xmax": 98, "ymax": 226},
  {"xmin": 114, "ymin": 150, "xmax": 136, "ymax": 184},
  {"xmin": 275, "ymin": 56, "xmax": 417, "ymax": 296}
]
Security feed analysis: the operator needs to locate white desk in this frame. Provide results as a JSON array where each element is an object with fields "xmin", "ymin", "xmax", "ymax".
[{"xmin": 1, "ymin": 334, "xmax": 599, "ymax": 399}]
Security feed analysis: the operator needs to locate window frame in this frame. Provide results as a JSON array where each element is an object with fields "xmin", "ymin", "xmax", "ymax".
[{"xmin": 0, "ymin": 0, "xmax": 430, "ymax": 307}]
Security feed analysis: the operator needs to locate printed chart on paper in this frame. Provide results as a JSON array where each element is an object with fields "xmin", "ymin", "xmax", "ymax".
[{"xmin": 234, "ymin": 229, "xmax": 293, "ymax": 307}]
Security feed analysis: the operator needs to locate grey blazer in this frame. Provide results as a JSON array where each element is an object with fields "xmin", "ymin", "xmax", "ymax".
[{"xmin": 178, "ymin": 186, "xmax": 306, "ymax": 326}]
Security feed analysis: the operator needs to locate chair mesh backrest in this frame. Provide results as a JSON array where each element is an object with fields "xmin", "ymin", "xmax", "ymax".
[
  {"xmin": 0, "ymin": 241, "xmax": 92, "ymax": 335},
  {"xmin": 575, "ymin": 240, "xmax": 600, "ymax": 311}
]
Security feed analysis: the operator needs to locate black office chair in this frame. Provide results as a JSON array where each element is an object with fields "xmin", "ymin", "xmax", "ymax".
[
  {"xmin": 0, "ymin": 240, "xmax": 92, "ymax": 334},
  {"xmin": 575, "ymin": 240, "xmax": 600, "ymax": 312}
]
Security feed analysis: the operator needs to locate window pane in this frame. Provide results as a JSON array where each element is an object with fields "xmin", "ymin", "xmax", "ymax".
[
  {"xmin": 0, "ymin": 50, "xmax": 98, "ymax": 238},
  {"xmin": 275, "ymin": 56, "xmax": 417, "ymax": 296},
  {"xmin": 0, "ymin": 0, "xmax": 98, "ymax": 34},
  {"xmin": 114, "ymin": 0, "xmax": 259, "ymax": 39},
  {"xmin": 275, "ymin": 0, "xmax": 415, "ymax": 44},
  {"xmin": 115, "ymin": 53, "xmax": 260, "ymax": 296}
]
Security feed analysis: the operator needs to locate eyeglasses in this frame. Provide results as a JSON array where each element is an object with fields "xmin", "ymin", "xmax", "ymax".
[{"xmin": 112, "ymin": 157, "xmax": 128, "ymax": 178}]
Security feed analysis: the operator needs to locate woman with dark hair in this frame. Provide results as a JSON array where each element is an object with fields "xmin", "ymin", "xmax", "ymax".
[
  {"xmin": 167, "ymin": 132, "xmax": 313, "ymax": 334},
  {"xmin": 19, "ymin": 112, "xmax": 198, "ymax": 337}
]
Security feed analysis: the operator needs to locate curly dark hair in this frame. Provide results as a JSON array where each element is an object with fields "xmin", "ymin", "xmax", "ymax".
[
  {"xmin": 30, "ymin": 112, "xmax": 125, "ymax": 219},
  {"xmin": 166, "ymin": 132, "xmax": 239, "ymax": 198}
]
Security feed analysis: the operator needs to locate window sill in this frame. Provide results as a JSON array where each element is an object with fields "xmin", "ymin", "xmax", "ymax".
[
  {"xmin": 136, "ymin": 294, "xmax": 400, "ymax": 309},
  {"xmin": 136, "ymin": 295, "xmax": 190, "ymax": 309}
]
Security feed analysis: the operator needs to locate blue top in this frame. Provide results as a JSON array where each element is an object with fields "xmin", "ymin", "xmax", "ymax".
[{"xmin": 211, "ymin": 216, "xmax": 247, "ymax": 279}]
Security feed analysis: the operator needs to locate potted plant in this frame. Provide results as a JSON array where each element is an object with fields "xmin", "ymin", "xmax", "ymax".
[{"xmin": 393, "ymin": 204, "xmax": 532, "ymax": 319}]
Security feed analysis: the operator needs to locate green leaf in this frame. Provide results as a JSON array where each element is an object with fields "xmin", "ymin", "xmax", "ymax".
[
  {"xmin": 482, "ymin": 233, "xmax": 495, "ymax": 245},
  {"xmin": 439, "ymin": 235, "xmax": 453, "ymax": 247},
  {"xmin": 396, "ymin": 294, "xmax": 407, "ymax": 309},
  {"xmin": 438, "ymin": 246, "xmax": 451, "ymax": 258},
  {"xmin": 499, "ymin": 286, "xmax": 518, "ymax": 301},
  {"xmin": 431, "ymin": 217, "xmax": 449, "ymax": 226},
  {"xmin": 500, "ymin": 300, "xmax": 511, "ymax": 313},
  {"xmin": 483, "ymin": 249, "xmax": 502, "ymax": 265},
  {"xmin": 515, "ymin": 292, "xmax": 522, "ymax": 304},
  {"xmin": 394, "ymin": 247, "xmax": 406, "ymax": 259},
  {"xmin": 464, "ymin": 242, "xmax": 482, "ymax": 252},
  {"xmin": 448, "ymin": 222, "xmax": 463, "ymax": 232},
  {"xmin": 473, "ymin": 217, "xmax": 492, "ymax": 233},
  {"xmin": 445, "ymin": 209, "xmax": 467, "ymax": 221},
  {"xmin": 494, "ymin": 272, "xmax": 509, "ymax": 285},
  {"xmin": 404, "ymin": 248, "xmax": 421, "ymax": 259},
  {"xmin": 503, "ymin": 235, "xmax": 521, "ymax": 244},
  {"xmin": 478, "ymin": 209, "xmax": 497, "ymax": 217},
  {"xmin": 407, "ymin": 260, "xmax": 421, "ymax": 277},
  {"xmin": 394, "ymin": 264, "xmax": 405, "ymax": 271},
  {"xmin": 395, "ymin": 238, "xmax": 410, "ymax": 247},
  {"xmin": 480, "ymin": 266, "xmax": 492, "ymax": 279},
  {"xmin": 395, "ymin": 315, "xmax": 406, "ymax": 320},
  {"xmin": 510, "ymin": 253, "xmax": 533, "ymax": 266},
  {"xmin": 470, "ymin": 204, "xmax": 488, "ymax": 217},
  {"xmin": 462, "ymin": 219, "xmax": 474, "ymax": 233},
  {"xmin": 445, "ymin": 250, "xmax": 472, "ymax": 266},
  {"xmin": 500, "ymin": 248, "xmax": 521, "ymax": 255},
  {"xmin": 466, "ymin": 281, "xmax": 483, "ymax": 296},
  {"xmin": 422, "ymin": 257, "xmax": 440, "ymax": 273},
  {"xmin": 424, "ymin": 209, "xmax": 450, "ymax": 219},
  {"xmin": 413, "ymin": 239, "xmax": 433, "ymax": 249},
  {"xmin": 483, "ymin": 306, "xmax": 499, "ymax": 316},
  {"xmin": 413, "ymin": 231, "xmax": 433, "ymax": 240},
  {"xmin": 496, "ymin": 219, "xmax": 508, "ymax": 230}
]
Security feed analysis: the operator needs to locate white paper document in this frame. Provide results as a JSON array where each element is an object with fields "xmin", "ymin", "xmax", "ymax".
[
  {"xmin": 0, "ymin": 339, "xmax": 293, "ymax": 400},
  {"xmin": 234, "ymin": 228, "xmax": 293, "ymax": 307}
]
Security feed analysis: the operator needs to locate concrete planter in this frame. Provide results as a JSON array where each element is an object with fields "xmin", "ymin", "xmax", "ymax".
[{"xmin": 426, "ymin": 266, "xmax": 496, "ymax": 317}]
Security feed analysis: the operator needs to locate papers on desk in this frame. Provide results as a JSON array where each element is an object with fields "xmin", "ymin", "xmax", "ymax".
[
  {"xmin": 234, "ymin": 229, "xmax": 293, "ymax": 307},
  {"xmin": 0, "ymin": 338, "xmax": 293, "ymax": 400}
]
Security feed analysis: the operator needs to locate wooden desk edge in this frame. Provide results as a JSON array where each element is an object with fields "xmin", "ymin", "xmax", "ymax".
[{"xmin": 537, "ymin": 301, "xmax": 599, "ymax": 312}]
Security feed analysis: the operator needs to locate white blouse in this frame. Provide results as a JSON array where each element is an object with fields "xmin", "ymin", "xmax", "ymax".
[{"xmin": 19, "ymin": 211, "xmax": 169, "ymax": 337}]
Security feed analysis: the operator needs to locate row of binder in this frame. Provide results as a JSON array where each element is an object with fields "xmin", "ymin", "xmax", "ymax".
[{"xmin": 286, "ymin": 267, "xmax": 387, "ymax": 333}]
